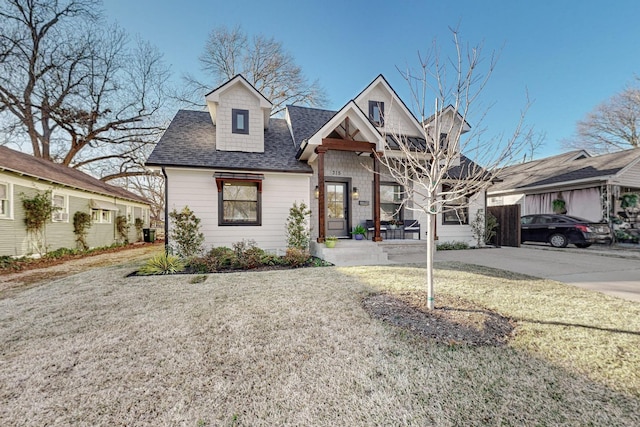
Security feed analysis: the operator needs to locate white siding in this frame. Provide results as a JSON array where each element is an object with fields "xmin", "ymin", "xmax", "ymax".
[
  {"xmin": 166, "ymin": 168, "xmax": 310, "ymax": 253},
  {"xmin": 414, "ymin": 189, "xmax": 485, "ymax": 246},
  {"xmin": 215, "ymin": 84, "xmax": 264, "ymax": 152},
  {"xmin": 355, "ymin": 84, "xmax": 421, "ymax": 138}
]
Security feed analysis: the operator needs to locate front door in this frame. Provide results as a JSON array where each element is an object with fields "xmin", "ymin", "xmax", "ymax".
[{"xmin": 326, "ymin": 182, "xmax": 349, "ymax": 237}]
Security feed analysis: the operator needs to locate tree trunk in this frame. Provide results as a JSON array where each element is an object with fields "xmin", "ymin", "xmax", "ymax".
[{"xmin": 426, "ymin": 212, "xmax": 435, "ymax": 310}]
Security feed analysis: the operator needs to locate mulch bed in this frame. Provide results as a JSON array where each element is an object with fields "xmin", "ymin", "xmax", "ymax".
[{"xmin": 362, "ymin": 291, "xmax": 516, "ymax": 346}]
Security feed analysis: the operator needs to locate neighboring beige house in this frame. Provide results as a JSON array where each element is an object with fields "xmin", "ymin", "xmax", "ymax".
[
  {"xmin": 146, "ymin": 74, "xmax": 485, "ymax": 255},
  {"xmin": 0, "ymin": 146, "xmax": 151, "ymax": 257},
  {"xmin": 488, "ymin": 149, "xmax": 640, "ymax": 225}
]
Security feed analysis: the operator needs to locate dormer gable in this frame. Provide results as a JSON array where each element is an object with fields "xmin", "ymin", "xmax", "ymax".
[
  {"xmin": 353, "ymin": 74, "xmax": 424, "ymax": 138},
  {"xmin": 205, "ymin": 75, "xmax": 273, "ymax": 153},
  {"xmin": 422, "ymin": 104, "xmax": 471, "ymax": 154}
]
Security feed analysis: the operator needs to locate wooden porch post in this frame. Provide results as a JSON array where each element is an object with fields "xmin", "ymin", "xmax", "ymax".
[
  {"xmin": 316, "ymin": 146, "xmax": 327, "ymax": 243},
  {"xmin": 372, "ymin": 152, "xmax": 382, "ymax": 242}
]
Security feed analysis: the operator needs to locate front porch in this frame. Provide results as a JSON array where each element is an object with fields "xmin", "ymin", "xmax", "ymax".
[{"xmin": 310, "ymin": 239, "xmax": 428, "ymax": 266}]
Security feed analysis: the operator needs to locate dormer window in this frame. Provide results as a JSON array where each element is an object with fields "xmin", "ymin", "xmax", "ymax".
[
  {"xmin": 232, "ymin": 109, "xmax": 249, "ymax": 134},
  {"xmin": 369, "ymin": 101, "xmax": 384, "ymax": 126},
  {"xmin": 439, "ymin": 133, "xmax": 448, "ymax": 149}
]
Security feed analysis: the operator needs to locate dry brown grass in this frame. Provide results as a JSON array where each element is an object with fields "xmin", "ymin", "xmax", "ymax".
[{"xmin": 0, "ymin": 261, "xmax": 639, "ymax": 426}]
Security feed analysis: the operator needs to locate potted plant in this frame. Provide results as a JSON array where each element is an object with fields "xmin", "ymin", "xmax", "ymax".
[
  {"xmin": 351, "ymin": 224, "xmax": 367, "ymax": 240},
  {"xmin": 325, "ymin": 235, "xmax": 338, "ymax": 248},
  {"xmin": 388, "ymin": 219, "xmax": 401, "ymax": 229},
  {"xmin": 552, "ymin": 195, "xmax": 567, "ymax": 214},
  {"xmin": 620, "ymin": 193, "xmax": 639, "ymax": 209}
]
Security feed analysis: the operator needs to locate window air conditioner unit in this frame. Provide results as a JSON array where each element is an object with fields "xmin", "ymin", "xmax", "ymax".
[{"xmin": 53, "ymin": 212, "xmax": 69, "ymax": 222}]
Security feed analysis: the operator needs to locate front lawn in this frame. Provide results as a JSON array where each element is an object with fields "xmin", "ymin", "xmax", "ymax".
[{"xmin": 0, "ymin": 262, "xmax": 638, "ymax": 426}]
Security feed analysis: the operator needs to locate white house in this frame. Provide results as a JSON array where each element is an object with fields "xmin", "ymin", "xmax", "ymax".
[{"xmin": 146, "ymin": 74, "xmax": 485, "ymax": 256}]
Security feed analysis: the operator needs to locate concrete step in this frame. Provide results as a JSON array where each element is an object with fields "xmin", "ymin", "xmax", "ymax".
[{"xmin": 310, "ymin": 240, "xmax": 389, "ymax": 266}]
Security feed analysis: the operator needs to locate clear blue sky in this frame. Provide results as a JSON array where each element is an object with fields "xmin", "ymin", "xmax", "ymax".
[{"xmin": 104, "ymin": 0, "xmax": 640, "ymax": 158}]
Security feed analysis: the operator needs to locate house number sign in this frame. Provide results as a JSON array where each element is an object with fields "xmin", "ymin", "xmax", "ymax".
[{"xmin": 330, "ymin": 170, "xmax": 342, "ymax": 176}]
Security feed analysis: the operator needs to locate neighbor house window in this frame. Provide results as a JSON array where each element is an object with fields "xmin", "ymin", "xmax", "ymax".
[
  {"xmin": 232, "ymin": 109, "xmax": 249, "ymax": 134},
  {"xmin": 369, "ymin": 101, "xmax": 384, "ymax": 126},
  {"xmin": 51, "ymin": 194, "xmax": 69, "ymax": 222},
  {"xmin": 380, "ymin": 182, "xmax": 403, "ymax": 222},
  {"xmin": 442, "ymin": 184, "xmax": 469, "ymax": 225},
  {"xmin": 218, "ymin": 181, "xmax": 261, "ymax": 226},
  {"xmin": 91, "ymin": 209, "xmax": 112, "ymax": 224},
  {"xmin": 0, "ymin": 182, "xmax": 11, "ymax": 219}
]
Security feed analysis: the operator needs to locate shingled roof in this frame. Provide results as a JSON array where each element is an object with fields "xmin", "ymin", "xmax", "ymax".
[
  {"xmin": 0, "ymin": 146, "xmax": 148, "ymax": 204},
  {"xmin": 286, "ymin": 105, "xmax": 337, "ymax": 147},
  {"xmin": 491, "ymin": 148, "xmax": 640, "ymax": 192},
  {"xmin": 146, "ymin": 110, "xmax": 312, "ymax": 174}
]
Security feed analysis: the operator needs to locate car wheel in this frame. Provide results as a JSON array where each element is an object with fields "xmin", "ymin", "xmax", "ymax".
[
  {"xmin": 575, "ymin": 243, "xmax": 592, "ymax": 248},
  {"xmin": 549, "ymin": 233, "xmax": 568, "ymax": 248}
]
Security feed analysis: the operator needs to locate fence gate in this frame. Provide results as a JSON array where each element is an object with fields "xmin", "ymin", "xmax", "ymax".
[{"xmin": 487, "ymin": 204, "xmax": 521, "ymax": 247}]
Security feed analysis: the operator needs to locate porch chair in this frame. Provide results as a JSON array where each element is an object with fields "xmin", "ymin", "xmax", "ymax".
[
  {"xmin": 365, "ymin": 220, "xmax": 387, "ymax": 240},
  {"xmin": 403, "ymin": 219, "xmax": 421, "ymax": 240}
]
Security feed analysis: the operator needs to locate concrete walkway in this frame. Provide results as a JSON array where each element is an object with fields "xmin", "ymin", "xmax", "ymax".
[{"xmin": 432, "ymin": 244, "xmax": 640, "ymax": 302}]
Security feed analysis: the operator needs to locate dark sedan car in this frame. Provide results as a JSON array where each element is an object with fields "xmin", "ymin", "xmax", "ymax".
[{"xmin": 521, "ymin": 214, "xmax": 612, "ymax": 248}]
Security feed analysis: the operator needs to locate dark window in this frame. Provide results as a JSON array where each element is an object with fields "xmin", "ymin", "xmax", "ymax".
[
  {"xmin": 232, "ymin": 109, "xmax": 249, "ymax": 134},
  {"xmin": 380, "ymin": 182, "xmax": 403, "ymax": 221},
  {"xmin": 219, "ymin": 181, "xmax": 261, "ymax": 226},
  {"xmin": 439, "ymin": 133, "xmax": 448, "ymax": 149},
  {"xmin": 369, "ymin": 101, "xmax": 384, "ymax": 126},
  {"xmin": 442, "ymin": 184, "xmax": 469, "ymax": 225},
  {"xmin": 521, "ymin": 216, "xmax": 535, "ymax": 225}
]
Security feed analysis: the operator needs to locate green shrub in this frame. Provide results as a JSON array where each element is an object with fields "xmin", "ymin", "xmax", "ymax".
[
  {"xmin": 0, "ymin": 255, "xmax": 24, "ymax": 271},
  {"xmin": 45, "ymin": 247, "xmax": 81, "ymax": 259},
  {"xmin": 169, "ymin": 206, "xmax": 204, "ymax": 258},
  {"xmin": 261, "ymin": 252, "xmax": 286, "ymax": 266},
  {"xmin": 116, "ymin": 215, "xmax": 129, "ymax": 244},
  {"xmin": 138, "ymin": 253, "xmax": 185, "ymax": 275},
  {"xmin": 232, "ymin": 240, "xmax": 263, "ymax": 269},
  {"xmin": 189, "ymin": 246, "xmax": 235, "ymax": 273},
  {"xmin": 615, "ymin": 229, "xmax": 639, "ymax": 243},
  {"xmin": 73, "ymin": 211, "xmax": 92, "ymax": 250},
  {"xmin": 436, "ymin": 241, "xmax": 470, "ymax": 251},
  {"xmin": 284, "ymin": 248, "xmax": 311, "ymax": 267},
  {"xmin": 21, "ymin": 190, "xmax": 59, "ymax": 256},
  {"xmin": 285, "ymin": 202, "xmax": 311, "ymax": 249},
  {"xmin": 134, "ymin": 218, "xmax": 144, "ymax": 241}
]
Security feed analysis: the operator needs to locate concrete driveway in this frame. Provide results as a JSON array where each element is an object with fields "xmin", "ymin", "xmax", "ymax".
[{"xmin": 434, "ymin": 245, "xmax": 640, "ymax": 302}]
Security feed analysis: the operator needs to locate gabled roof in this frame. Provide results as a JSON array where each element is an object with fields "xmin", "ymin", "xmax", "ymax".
[
  {"xmin": 423, "ymin": 104, "xmax": 472, "ymax": 133},
  {"xmin": 287, "ymin": 105, "xmax": 337, "ymax": 148},
  {"xmin": 446, "ymin": 154, "xmax": 486, "ymax": 180},
  {"xmin": 353, "ymin": 74, "xmax": 424, "ymax": 136},
  {"xmin": 146, "ymin": 110, "xmax": 312, "ymax": 174},
  {"xmin": 295, "ymin": 100, "xmax": 385, "ymax": 160},
  {"xmin": 205, "ymin": 74, "xmax": 272, "ymax": 109},
  {"xmin": 490, "ymin": 148, "xmax": 640, "ymax": 193},
  {"xmin": 0, "ymin": 146, "xmax": 148, "ymax": 204}
]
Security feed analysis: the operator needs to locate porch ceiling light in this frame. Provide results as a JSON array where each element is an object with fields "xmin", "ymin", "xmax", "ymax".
[
  {"xmin": 314, "ymin": 185, "xmax": 319, "ymax": 199},
  {"xmin": 352, "ymin": 187, "xmax": 359, "ymax": 200}
]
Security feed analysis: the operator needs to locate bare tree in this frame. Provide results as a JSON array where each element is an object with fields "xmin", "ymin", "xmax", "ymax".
[
  {"xmin": 563, "ymin": 84, "xmax": 640, "ymax": 153},
  {"xmin": 0, "ymin": 0, "xmax": 171, "ymax": 181},
  {"xmin": 113, "ymin": 172, "xmax": 165, "ymax": 228},
  {"xmin": 378, "ymin": 30, "xmax": 531, "ymax": 309},
  {"xmin": 178, "ymin": 25, "xmax": 327, "ymax": 115}
]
